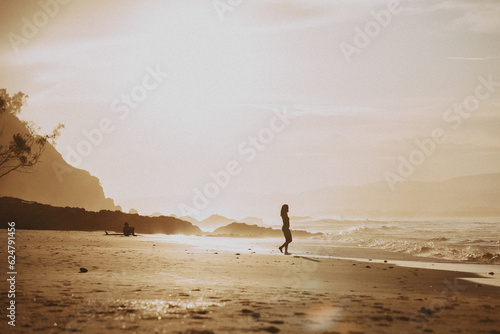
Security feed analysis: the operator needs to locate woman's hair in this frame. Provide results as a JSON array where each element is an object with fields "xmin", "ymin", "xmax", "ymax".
[{"xmin": 280, "ymin": 204, "xmax": 289, "ymax": 217}]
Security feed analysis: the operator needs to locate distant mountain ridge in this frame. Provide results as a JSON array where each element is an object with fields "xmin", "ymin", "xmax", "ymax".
[
  {"xmin": 2, "ymin": 112, "xmax": 498, "ymax": 219},
  {"xmin": 212, "ymin": 222, "xmax": 321, "ymax": 238},
  {"xmin": 240, "ymin": 217, "xmax": 264, "ymax": 225},
  {"xmin": 198, "ymin": 214, "xmax": 235, "ymax": 231},
  {"xmin": 294, "ymin": 173, "xmax": 500, "ymax": 218},
  {"xmin": 179, "ymin": 215, "xmax": 200, "ymax": 225}
]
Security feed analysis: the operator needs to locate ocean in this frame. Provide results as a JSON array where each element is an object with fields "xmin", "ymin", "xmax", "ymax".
[
  {"xmin": 143, "ymin": 218, "xmax": 500, "ymax": 265},
  {"xmin": 290, "ymin": 217, "xmax": 500, "ymax": 265}
]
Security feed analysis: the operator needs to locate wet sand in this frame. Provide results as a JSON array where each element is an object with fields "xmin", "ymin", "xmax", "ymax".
[{"xmin": 1, "ymin": 230, "xmax": 499, "ymax": 333}]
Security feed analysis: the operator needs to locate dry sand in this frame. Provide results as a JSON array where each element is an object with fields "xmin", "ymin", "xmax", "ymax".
[{"xmin": 1, "ymin": 230, "xmax": 499, "ymax": 334}]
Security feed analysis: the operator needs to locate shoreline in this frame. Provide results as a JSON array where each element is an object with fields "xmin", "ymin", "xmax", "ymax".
[
  {"xmin": 321, "ymin": 256, "xmax": 500, "ymax": 288},
  {"xmin": 139, "ymin": 233, "xmax": 500, "ymax": 286},
  {"xmin": 1, "ymin": 230, "xmax": 499, "ymax": 333}
]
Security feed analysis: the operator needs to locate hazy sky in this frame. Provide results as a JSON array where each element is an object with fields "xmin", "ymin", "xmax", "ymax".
[{"xmin": 1, "ymin": 0, "xmax": 499, "ymax": 219}]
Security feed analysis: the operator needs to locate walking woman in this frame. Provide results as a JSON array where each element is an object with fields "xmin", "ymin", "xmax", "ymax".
[{"xmin": 279, "ymin": 204, "xmax": 292, "ymax": 255}]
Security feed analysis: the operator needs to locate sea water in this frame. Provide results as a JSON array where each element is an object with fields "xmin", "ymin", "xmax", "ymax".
[
  {"xmin": 144, "ymin": 218, "xmax": 500, "ymax": 264},
  {"xmin": 289, "ymin": 217, "xmax": 500, "ymax": 264}
]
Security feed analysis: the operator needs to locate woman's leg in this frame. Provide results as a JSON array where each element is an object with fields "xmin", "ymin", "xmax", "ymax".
[
  {"xmin": 279, "ymin": 242, "xmax": 286, "ymax": 253},
  {"xmin": 284, "ymin": 229, "xmax": 292, "ymax": 254},
  {"xmin": 285, "ymin": 239, "xmax": 293, "ymax": 254},
  {"xmin": 279, "ymin": 228, "xmax": 288, "ymax": 252}
]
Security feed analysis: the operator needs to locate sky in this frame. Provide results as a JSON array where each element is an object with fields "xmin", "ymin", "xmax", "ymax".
[{"xmin": 1, "ymin": 0, "xmax": 499, "ymax": 219}]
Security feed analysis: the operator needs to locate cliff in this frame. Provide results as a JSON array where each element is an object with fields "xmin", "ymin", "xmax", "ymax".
[
  {"xmin": 0, "ymin": 113, "xmax": 120, "ymax": 211},
  {"xmin": 0, "ymin": 197, "xmax": 202, "ymax": 235}
]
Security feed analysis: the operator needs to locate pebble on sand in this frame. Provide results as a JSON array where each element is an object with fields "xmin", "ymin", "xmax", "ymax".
[
  {"xmin": 419, "ymin": 307, "xmax": 434, "ymax": 316},
  {"xmin": 79, "ymin": 268, "xmax": 88, "ymax": 273}
]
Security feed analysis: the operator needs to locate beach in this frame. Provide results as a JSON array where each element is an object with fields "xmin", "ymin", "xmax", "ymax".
[
  {"xmin": 1, "ymin": 229, "xmax": 499, "ymax": 334},
  {"xmin": 2, "ymin": 2, "xmax": 500, "ymax": 334}
]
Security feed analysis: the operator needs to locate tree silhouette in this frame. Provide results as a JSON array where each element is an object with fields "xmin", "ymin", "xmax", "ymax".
[{"xmin": 0, "ymin": 89, "xmax": 63, "ymax": 178}]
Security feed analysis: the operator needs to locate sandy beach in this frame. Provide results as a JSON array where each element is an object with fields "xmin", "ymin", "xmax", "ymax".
[
  {"xmin": 0, "ymin": 230, "xmax": 499, "ymax": 334},
  {"xmin": 2, "ymin": 1, "xmax": 500, "ymax": 333}
]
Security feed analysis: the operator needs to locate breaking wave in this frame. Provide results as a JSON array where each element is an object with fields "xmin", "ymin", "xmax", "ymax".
[{"xmin": 311, "ymin": 219, "xmax": 500, "ymax": 264}]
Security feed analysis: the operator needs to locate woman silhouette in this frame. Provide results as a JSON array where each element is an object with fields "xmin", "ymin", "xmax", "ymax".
[{"xmin": 279, "ymin": 204, "xmax": 292, "ymax": 255}]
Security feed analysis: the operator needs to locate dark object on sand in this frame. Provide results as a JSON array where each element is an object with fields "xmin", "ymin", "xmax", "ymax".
[
  {"xmin": 80, "ymin": 268, "xmax": 88, "ymax": 273},
  {"xmin": 104, "ymin": 231, "xmax": 140, "ymax": 236},
  {"xmin": 488, "ymin": 272, "xmax": 494, "ymax": 275},
  {"xmin": 123, "ymin": 222, "xmax": 135, "ymax": 236},
  {"xmin": 419, "ymin": 307, "xmax": 435, "ymax": 316}
]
